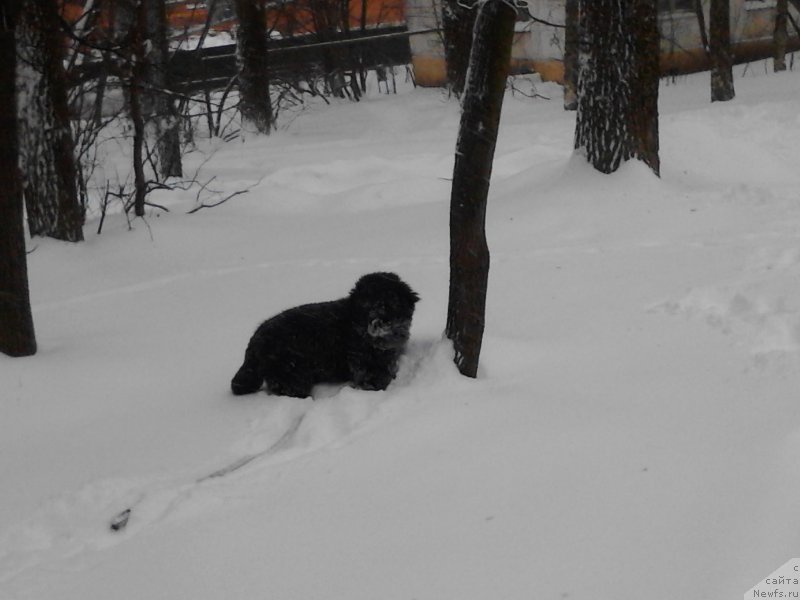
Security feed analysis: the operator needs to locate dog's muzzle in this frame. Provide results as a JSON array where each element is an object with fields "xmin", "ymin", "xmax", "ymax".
[
  {"xmin": 367, "ymin": 318, "xmax": 410, "ymax": 348},
  {"xmin": 367, "ymin": 319, "xmax": 393, "ymax": 338}
]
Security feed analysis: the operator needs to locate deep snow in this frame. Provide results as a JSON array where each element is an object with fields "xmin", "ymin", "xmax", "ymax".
[{"xmin": 2, "ymin": 65, "xmax": 800, "ymax": 600}]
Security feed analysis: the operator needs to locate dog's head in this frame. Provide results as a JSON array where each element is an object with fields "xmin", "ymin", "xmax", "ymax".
[{"xmin": 349, "ymin": 272, "xmax": 419, "ymax": 350}]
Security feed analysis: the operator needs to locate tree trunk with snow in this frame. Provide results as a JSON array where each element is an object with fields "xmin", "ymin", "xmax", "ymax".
[
  {"xmin": 441, "ymin": 0, "xmax": 477, "ymax": 98},
  {"xmin": 709, "ymin": 0, "xmax": 735, "ymax": 102},
  {"xmin": 233, "ymin": 0, "xmax": 274, "ymax": 134},
  {"xmin": 144, "ymin": 0, "xmax": 183, "ymax": 178},
  {"xmin": 16, "ymin": 0, "xmax": 85, "ymax": 242},
  {"xmin": 774, "ymin": 0, "xmax": 788, "ymax": 72},
  {"xmin": 0, "ymin": 0, "xmax": 37, "ymax": 357},
  {"xmin": 446, "ymin": 0, "xmax": 516, "ymax": 378},
  {"xmin": 563, "ymin": 0, "xmax": 579, "ymax": 110},
  {"xmin": 574, "ymin": 0, "xmax": 660, "ymax": 176}
]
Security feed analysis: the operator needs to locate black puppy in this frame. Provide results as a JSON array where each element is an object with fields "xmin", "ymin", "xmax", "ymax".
[{"xmin": 231, "ymin": 272, "xmax": 419, "ymax": 398}]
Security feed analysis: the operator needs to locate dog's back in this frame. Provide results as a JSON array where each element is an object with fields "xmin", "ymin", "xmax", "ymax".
[{"xmin": 231, "ymin": 299, "xmax": 350, "ymax": 396}]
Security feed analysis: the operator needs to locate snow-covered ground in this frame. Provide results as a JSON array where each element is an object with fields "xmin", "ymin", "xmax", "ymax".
[{"xmin": 3, "ymin": 65, "xmax": 800, "ymax": 600}]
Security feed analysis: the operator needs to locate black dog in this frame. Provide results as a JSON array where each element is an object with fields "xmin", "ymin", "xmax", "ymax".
[{"xmin": 231, "ymin": 272, "xmax": 419, "ymax": 398}]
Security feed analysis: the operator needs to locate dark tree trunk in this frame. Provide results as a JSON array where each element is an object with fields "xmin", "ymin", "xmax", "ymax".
[
  {"xmin": 446, "ymin": 0, "xmax": 516, "ymax": 378},
  {"xmin": 145, "ymin": 0, "xmax": 182, "ymax": 178},
  {"xmin": 694, "ymin": 0, "xmax": 710, "ymax": 54},
  {"xmin": 358, "ymin": 0, "xmax": 368, "ymax": 90},
  {"xmin": 233, "ymin": 0, "xmax": 273, "ymax": 133},
  {"xmin": 17, "ymin": 0, "xmax": 85, "ymax": 242},
  {"xmin": 709, "ymin": 0, "xmax": 735, "ymax": 102},
  {"xmin": 441, "ymin": 0, "xmax": 477, "ymax": 98},
  {"xmin": 774, "ymin": 0, "xmax": 788, "ymax": 72},
  {"xmin": 130, "ymin": 80, "xmax": 147, "ymax": 218},
  {"xmin": 109, "ymin": 0, "xmax": 149, "ymax": 217},
  {"xmin": 129, "ymin": 0, "xmax": 148, "ymax": 217},
  {"xmin": 563, "ymin": 0, "xmax": 579, "ymax": 110},
  {"xmin": 574, "ymin": 0, "xmax": 660, "ymax": 176},
  {"xmin": 0, "ymin": 1, "xmax": 37, "ymax": 357}
]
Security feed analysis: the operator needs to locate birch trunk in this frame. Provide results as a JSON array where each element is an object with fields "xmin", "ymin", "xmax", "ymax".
[
  {"xmin": 574, "ymin": 0, "xmax": 660, "ymax": 176},
  {"xmin": 145, "ymin": 0, "xmax": 182, "ymax": 178},
  {"xmin": 233, "ymin": 0, "xmax": 274, "ymax": 134},
  {"xmin": 17, "ymin": 0, "xmax": 84, "ymax": 242}
]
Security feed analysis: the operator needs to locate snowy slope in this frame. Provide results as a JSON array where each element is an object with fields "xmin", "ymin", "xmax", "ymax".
[{"xmin": 3, "ymin": 67, "xmax": 800, "ymax": 600}]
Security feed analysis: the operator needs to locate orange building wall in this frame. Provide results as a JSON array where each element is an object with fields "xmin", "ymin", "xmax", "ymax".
[
  {"xmin": 63, "ymin": 0, "xmax": 403, "ymax": 37},
  {"xmin": 267, "ymin": 0, "xmax": 404, "ymax": 37}
]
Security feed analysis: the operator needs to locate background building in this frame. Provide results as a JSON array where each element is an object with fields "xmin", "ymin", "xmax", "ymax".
[{"xmin": 407, "ymin": 0, "xmax": 800, "ymax": 87}]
